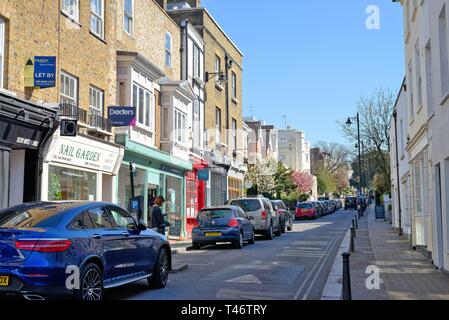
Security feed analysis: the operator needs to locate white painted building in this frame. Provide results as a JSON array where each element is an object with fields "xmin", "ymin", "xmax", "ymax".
[
  {"xmin": 277, "ymin": 128, "xmax": 311, "ymax": 173},
  {"xmin": 390, "ymin": 78, "xmax": 412, "ymax": 238}
]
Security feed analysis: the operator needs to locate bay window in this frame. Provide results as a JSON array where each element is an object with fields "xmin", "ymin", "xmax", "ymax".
[
  {"xmin": 175, "ymin": 109, "xmax": 186, "ymax": 144},
  {"xmin": 132, "ymin": 83, "xmax": 153, "ymax": 130}
]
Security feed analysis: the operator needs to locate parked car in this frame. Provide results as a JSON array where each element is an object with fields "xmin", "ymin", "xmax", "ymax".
[
  {"xmin": 317, "ymin": 201, "xmax": 328, "ymax": 215},
  {"xmin": 311, "ymin": 201, "xmax": 325, "ymax": 217},
  {"xmin": 345, "ymin": 196, "xmax": 357, "ymax": 210},
  {"xmin": 295, "ymin": 202, "xmax": 318, "ymax": 220},
  {"xmin": 229, "ymin": 196, "xmax": 281, "ymax": 240},
  {"xmin": 323, "ymin": 200, "xmax": 333, "ymax": 214},
  {"xmin": 271, "ymin": 200, "xmax": 293, "ymax": 233},
  {"xmin": 0, "ymin": 201, "xmax": 171, "ymax": 300},
  {"xmin": 191, "ymin": 206, "xmax": 255, "ymax": 250}
]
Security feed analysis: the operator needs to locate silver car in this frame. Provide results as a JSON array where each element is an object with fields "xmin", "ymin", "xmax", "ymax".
[{"xmin": 229, "ymin": 196, "xmax": 281, "ymax": 240}]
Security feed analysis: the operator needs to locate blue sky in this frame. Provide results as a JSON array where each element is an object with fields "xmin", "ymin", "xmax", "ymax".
[{"xmin": 202, "ymin": 0, "xmax": 405, "ymax": 146}]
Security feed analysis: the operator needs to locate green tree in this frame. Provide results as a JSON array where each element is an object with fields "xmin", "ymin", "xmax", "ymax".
[
  {"xmin": 317, "ymin": 168, "xmax": 337, "ymax": 194},
  {"xmin": 273, "ymin": 161, "xmax": 296, "ymax": 199}
]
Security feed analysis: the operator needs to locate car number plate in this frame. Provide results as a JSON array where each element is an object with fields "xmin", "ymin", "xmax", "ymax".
[
  {"xmin": 205, "ymin": 232, "xmax": 221, "ymax": 237},
  {"xmin": 0, "ymin": 276, "xmax": 9, "ymax": 286}
]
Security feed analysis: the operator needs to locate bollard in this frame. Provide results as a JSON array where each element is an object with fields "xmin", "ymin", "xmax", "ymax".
[
  {"xmin": 342, "ymin": 252, "xmax": 352, "ymax": 300},
  {"xmin": 352, "ymin": 219, "xmax": 356, "ymax": 231},
  {"xmin": 354, "ymin": 214, "xmax": 358, "ymax": 229},
  {"xmin": 350, "ymin": 227, "xmax": 355, "ymax": 252}
]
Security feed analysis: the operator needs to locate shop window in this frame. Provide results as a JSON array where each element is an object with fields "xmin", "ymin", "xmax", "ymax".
[
  {"xmin": 60, "ymin": 71, "xmax": 78, "ymax": 106},
  {"xmin": 0, "ymin": 149, "xmax": 9, "ymax": 210},
  {"xmin": 0, "ymin": 17, "xmax": 5, "ymax": 89},
  {"xmin": 48, "ymin": 165, "xmax": 96, "ymax": 201},
  {"xmin": 90, "ymin": 0, "xmax": 104, "ymax": 39},
  {"xmin": 165, "ymin": 175, "xmax": 182, "ymax": 220},
  {"xmin": 117, "ymin": 165, "xmax": 146, "ymax": 214}
]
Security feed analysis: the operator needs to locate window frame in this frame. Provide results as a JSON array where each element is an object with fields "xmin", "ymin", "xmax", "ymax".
[
  {"xmin": 165, "ymin": 31, "xmax": 172, "ymax": 68},
  {"xmin": 62, "ymin": 0, "xmax": 80, "ymax": 22},
  {"xmin": 107, "ymin": 205, "xmax": 137, "ymax": 230},
  {"xmin": 90, "ymin": 0, "xmax": 105, "ymax": 39},
  {"xmin": 89, "ymin": 85, "xmax": 104, "ymax": 117},
  {"xmin": 215, "ymin": 107, "xmax": 222, "ymax": 144},
  {"xmin": 193, "ymin": 44, "xmax": 200, "ymax": 78},
  {"xmin": 232, "ymin": 118, "xmax": 237, "ymax": 151},
  {"xmin": 0, "ymin": 17, "xmax": 4, "ymax": 89},
  {"xmin": 124, "ymin": 0, "xmax": 134, "ymax": 36},
  {"xmin": 60, "ymin": 71, "xmax": 78, "ymax": 106},
  {"xmin": 132, "ymin": 83, "xmax": 154, "ymax": 131},
  {"xmin": 214, "ymin": 55, "xmax": 221, "ymax": 81},
  {"xmin": 231, "ymin": 71, "xmax": 237, "ymax": 99},
  {"xmin": 174, "ymin": 108, "xmax": 187, "ymax": 144},
  {"xmin": 86, "ymin": 206, "xmax": 115, "ymax": 229}
]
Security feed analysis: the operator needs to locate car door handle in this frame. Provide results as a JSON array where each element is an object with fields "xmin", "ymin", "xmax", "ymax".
[
  {"xmin": 92, "ymin": 234, "xmax": 102, "ymax": 240},
  {"xmin": 122, "ymin": 232, "xmax": 130, "ymax": 238}
]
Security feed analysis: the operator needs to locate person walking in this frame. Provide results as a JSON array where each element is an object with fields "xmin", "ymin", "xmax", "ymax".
[{"xmin": 151, "ymin": 196, "xmax": 170, "ymax": 235}]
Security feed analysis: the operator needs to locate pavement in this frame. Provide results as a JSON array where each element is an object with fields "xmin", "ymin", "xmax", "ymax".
[
  {"xmin": 335, "ymin": 205, "xmax": 449, "ymax": 300},
  {"xmin": 105, "ymin": 209, "xmax": 353, "ymax": 300}
]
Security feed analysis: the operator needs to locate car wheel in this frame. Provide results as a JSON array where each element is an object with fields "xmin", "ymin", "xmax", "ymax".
[
  {"xmin": 75, "ymin": 263, "xmax": 103, "ymax": 301},
  {"xmin": 192, "ymin": 242, "xmax": 201, "ymax": 250},
  {"xmin": 248, "ymin": 229, "xmax": 256, "ymax": 244},
  {"xmin": 148, "ymin": 247, "xmax": 170, "ymax": 289},
  {"xmin": 233, "ymin": 232, "xmax": 244, "ymax": 249},
  {"xmin": 274, "ymin": 222, "xmax": 282, "ymax": 237},
  {"xmin": 265, "ymin": 224, "xmax": 274, "ymax": 240}
]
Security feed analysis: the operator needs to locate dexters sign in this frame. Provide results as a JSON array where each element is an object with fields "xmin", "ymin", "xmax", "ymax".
[
  {"xmin": 108, "ymin": 106, "xmax": 136, "ymax": 126},
  {"xmin": 34, "ymin": 56, "xmax": 56, "ymax": 88}
]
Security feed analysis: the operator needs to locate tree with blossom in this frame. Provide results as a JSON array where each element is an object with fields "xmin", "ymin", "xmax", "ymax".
[{"xmin": 291, "ymin": 171, "xmax": 315, "ymax": 194}]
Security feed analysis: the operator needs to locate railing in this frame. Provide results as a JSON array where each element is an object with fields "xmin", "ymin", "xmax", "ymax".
[{"xmin": 59, "ymin": 103, "xmax": 111, "ymax": 133}]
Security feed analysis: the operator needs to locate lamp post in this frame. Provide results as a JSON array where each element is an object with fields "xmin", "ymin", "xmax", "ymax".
[{"xmin": 346, "ymin": 113, "xmax": 363, "ymax": 218}]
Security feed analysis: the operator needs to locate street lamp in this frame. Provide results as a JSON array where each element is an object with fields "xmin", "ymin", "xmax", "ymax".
[{"xmin": 346, "ymin": 112, "xmax": 363, "ymax": 218}]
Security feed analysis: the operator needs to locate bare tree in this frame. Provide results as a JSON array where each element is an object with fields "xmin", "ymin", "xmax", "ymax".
[
  {"xmin": 314, "ymin": 141, "xmax": 351, "ymax": 174},
  {"xmin": 338, "ymin": 88, "xmax": 395, "ymax": 185}
]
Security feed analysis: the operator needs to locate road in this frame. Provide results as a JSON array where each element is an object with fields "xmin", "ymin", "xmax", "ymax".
[{"xmin": 105, "ymin": 209, "xmax": 355, "ymax": 300}]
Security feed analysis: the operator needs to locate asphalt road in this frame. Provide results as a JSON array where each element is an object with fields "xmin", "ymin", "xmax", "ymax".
[{"xmin": 105, "ymin": 209, "xmax": 355, "ymax": 300}]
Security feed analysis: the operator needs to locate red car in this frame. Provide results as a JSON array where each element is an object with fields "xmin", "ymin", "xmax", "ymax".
[{"xmin": 295, "ymin": 202, "xmax": 318, "ymax": 220}]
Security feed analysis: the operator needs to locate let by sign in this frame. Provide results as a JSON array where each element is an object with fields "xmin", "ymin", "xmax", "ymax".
[{"xmin": 25, "ymin": 56, "xmax": 57, "ymax": 88}]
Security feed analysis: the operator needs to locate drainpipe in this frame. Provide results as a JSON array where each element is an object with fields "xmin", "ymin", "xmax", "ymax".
[{"xmin": 393, "ymin": 109, "xmax": 403, "ymax": 236}]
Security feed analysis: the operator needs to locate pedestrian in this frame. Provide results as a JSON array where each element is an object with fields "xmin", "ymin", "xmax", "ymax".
[{"xmin": 151, "ymin": 196, "xmax": 170, "ymax": 235}]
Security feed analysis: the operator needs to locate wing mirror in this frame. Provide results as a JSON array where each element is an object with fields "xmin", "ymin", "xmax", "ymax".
[{"xmin": 137, "ymin": 220, "xmax": 147, "ymax": 231}]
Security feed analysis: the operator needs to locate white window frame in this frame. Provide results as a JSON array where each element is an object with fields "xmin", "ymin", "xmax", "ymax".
[
  {"xmin": 165, "ymin": 32, "xmax": 172, "ymax": 68},
  {"xmin": 132, "ymin": 83, "xmax": 153, "ymax": 131},
  {"xmin": 124, "ymin": 0, "xmax": 134, "ymax": 36},
  {"xmin": 415, "ymin": 40, "xmax": 423, "ymax": 109},
  {"xmin": 89, "ymin": 86, "xmax": 104, "ymax": 116},
  {"xmin": 439, "ymin": 5, "xmax": 449, "ymax": 101},
  {"xmin": 193, "ymin": 99, "xmax": 201, "ymax": 147},
  {"xmin": 60, "ymin": 71, "xmax": 78, "ymax": 106},
  {"xmin": 174, "ymin": 109, "xmax": 187, "ymax": 144},
  {"xmin": 408, "ymin": 60, "xmax": 414, "ymax": 121},
  {"xmin": 90, "ymin": 0, "xmax": 104, "ymax": 39},
  {"xmin": 62, "ymin": 0, "xmax": 80, "ymax": 22},
  {"xmin": 232, "ymin": 118, "xmax": 237, "ymax": 151},
  {"xmin": 215, "ymin": 107, "xmax": 221, "ymax": 144},
  {"xmin": 0, "ymin": 17, "xmax": 5, "ymax": 89},
  {"xmin": 231, "ymin": 71, "xmax": 237, "ymax": 99},
  {"xmin": 214, "ymin": 55, "xmax": 221, "ymax": 81},
  {"xmin": 193, "ymin": 44, "xmax": 200, "ymax": 78}
]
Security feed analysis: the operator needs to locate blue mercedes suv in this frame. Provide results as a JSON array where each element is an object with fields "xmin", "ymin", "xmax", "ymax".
[{"xmin": 0, "ymin": 201, "xmax": 171, "ymax": 300}]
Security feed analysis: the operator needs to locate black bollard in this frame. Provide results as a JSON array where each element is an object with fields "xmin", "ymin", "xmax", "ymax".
[
  {"xmin": 354, "ymin": 214, "xmax": 358, "ymax": 229},
  {"xmin": 342, "ymin": 252, "xmax": 352, "ymax": 300},
  {"xmin": 352, "ymin": 219, "xmax": 356, "ymax": 230},
  {"xmin": 350, "ymin": 227, "xmax": 355, "ymax": 252}
]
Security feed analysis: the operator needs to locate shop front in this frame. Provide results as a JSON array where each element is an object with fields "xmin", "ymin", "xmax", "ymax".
[
  {"xmin": 41, "ymin": 131, "xmax": 124, "ymax": 202},
  {"xmin": 227, "ymin": 166, "xmax": 245, "ymax": 201},
  {"xmin": 0, "ymin": 91, "xmax": 58, "ymax": 209},
  {"xmin": 115, "ymin": 134, "xmax": 192, "ymax": 240}
]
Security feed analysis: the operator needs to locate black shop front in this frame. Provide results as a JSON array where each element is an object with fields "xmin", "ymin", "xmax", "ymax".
[{"xmin": 0, "ymin": 91, "xmax": 58, "ymax": 209}]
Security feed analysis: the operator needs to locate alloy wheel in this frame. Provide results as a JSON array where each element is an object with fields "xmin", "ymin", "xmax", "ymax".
[
  {"xmin": 82, "ymin": 269, "xmax": 102, "ymax": 301},
  {"xmin": 159, "ymin": 249, "xmax": 169, "ymax": 285}
]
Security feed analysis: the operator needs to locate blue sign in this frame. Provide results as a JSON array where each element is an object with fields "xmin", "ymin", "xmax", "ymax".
[
  {"xmin": 34, "ymin": 56, "xmax": 56, "ymax": 88},
  {"xmin": 198, "ymin": 169, "xmax": 210, "ymax": 181},
  {"xmin": 108, "ymin": 106, "xmax": 136, "ymax": 126}
]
